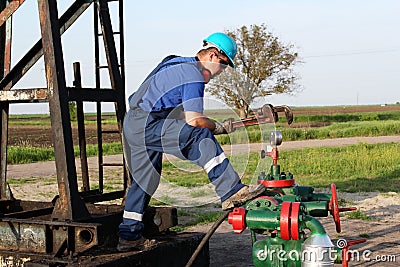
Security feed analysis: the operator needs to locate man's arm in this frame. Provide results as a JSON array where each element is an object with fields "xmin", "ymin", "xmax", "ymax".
[
  {"xmin": 184, "ymin": 111, "xmax": 233, "ymax": 135},
  {"xmin": 184, "ymin": 111, "xmax": 216, "ymax": 131}
]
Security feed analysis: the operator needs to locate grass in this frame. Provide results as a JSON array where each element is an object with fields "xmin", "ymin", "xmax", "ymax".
[
  {"xmin": 9, "ymin": 117, "xmax": 118, "ymax": 126},
  {"xmin": 160, "ymin": 142, "xmax": 400, "ymax": 193},
  {"xmin": 281, "ymin": 120, "xmax": 400, "ymax": 141},
  {"xmin": 7, "ymin": 107, "xmax": 400, "ymax": 231},
  {"xmin": 294, "ymin": 110, "xmax": 400, "ymax": 123},
  {"xmin": 170, "ymin": 208, "xmax": 224, "ymax": 232},
  {"xmin": 359, "ymin": 233, "xmax": 370, "ymax": 238},
  {"xmin": 280, "ymin": 143, "xmax": 400, "ymax": 192},
  {"xmin": 346, "ymin": 210, "xmax": 371, "ymax": 221},
  {"xmin": 7, "ymin": 108, "xmax": 400, "ymax": 164},
  {"xmin": 7, "ymin": 178, "xmax": 35, "ymax": 185},
  {"xmin": 7, "ymin": 142, "xmax": 123, "ymax": 164},
  {"xmin": 215, "ymin": 120, "xmax": 400, "ymax": 145},
  {"xmin": 184, "ymin": 210, "xmax": 224, "ymax": 226},
  {"xmin": 159, "ymin": 141, "xmax": 400, "ymax": 229}
]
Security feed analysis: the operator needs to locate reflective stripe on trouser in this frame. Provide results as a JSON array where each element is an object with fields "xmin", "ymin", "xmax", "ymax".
[{"xmin": 119, "ymin": 109, "xmax": 241, "ymax": 239}]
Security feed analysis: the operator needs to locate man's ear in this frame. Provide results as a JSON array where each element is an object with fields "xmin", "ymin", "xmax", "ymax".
[{"xmin": 208, "ymin": 50, "xmax": 216, "ymax": 61}]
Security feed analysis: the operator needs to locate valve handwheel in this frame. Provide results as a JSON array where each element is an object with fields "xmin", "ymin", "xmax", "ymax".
[{"xmin": 329, "ymin": 183, "xmax": 341, "ymax": 233}]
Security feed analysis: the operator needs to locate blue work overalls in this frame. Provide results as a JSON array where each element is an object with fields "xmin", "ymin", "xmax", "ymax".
[{"xmin": 119, "ymin": 58, "xmax": 244, "ymax": 240}]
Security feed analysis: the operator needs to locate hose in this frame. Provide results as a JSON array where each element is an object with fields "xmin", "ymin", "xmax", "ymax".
[{"xmin": 185, "ymin": 210, "xmax": 230, "ymax": 267}]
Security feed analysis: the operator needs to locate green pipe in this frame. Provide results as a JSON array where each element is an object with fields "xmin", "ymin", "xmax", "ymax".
[
  {"xmin": 304, "ymin": 215, "xmax": 327, "ymax": 235},
  {"xmin": 303, "ymin": 201, "xmax": 329, "ymax": 217},
  {"xmin": 310, "ymin": 193, "xmax": 331, "ymax": 201},
  {"xmin": 245, "ymin": 210, "xmax": 280, "ymax": 230}
]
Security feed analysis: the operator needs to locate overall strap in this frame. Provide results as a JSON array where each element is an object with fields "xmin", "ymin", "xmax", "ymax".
[{"xmin": 129, "ymin": 55, "xmax": 181, "ymax": 109}]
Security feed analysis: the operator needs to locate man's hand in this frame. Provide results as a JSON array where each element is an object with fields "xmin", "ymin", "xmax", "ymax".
[
  {"xmin": 213, "ymin": 118, "xmax": 234, "ymax": 135},
  {"xmin": 223, "ymin": 118, "xmax": 234, "ymax": 133}
]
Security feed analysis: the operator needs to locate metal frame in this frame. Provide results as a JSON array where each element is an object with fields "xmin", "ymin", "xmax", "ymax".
[
  {"xmin": 0, "ymin": 0, "xmax": 130, "ymax": 260},
  {"xmin": 0, "ymin": 2, "xmax": 207, "ymax": 265},
  {"xmin": 94, "ymin": 0, "xmax": 127, "ymax": 194}
]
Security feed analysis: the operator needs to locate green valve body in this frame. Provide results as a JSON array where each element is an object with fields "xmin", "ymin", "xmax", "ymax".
[{"xmin": 228, "ymin": 130, "xmax": 362, "ymax": 266}]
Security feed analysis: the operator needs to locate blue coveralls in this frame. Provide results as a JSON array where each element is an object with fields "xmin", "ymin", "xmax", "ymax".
[{"xmin": 119, "ymin": 56, "xmax": 244, "ymax": 240}]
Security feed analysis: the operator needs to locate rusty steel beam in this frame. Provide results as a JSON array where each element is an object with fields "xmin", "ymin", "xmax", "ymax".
[
  {"xmin": 80, "ymin": 190, "xmax": 125, "ymax": 203},
  {"xmin": 0, "ymin": 1, "xmax": 13, "ymax": 201},
  {"xmin": 97, "ymin": 0, "xmax": 125, "ymax": 132},
  {"xmin": 67, "ymin": 87, "xmax": 119, "ymax": 102},
  {"xmin": 0, "ymin": 0, "xmax": 92, "ymax": 91},
  {"xmin": 94, "ymin": 2, "xmax": 104, "ymax": 193},
  {"xmin": 2, "ymin": 206, "xmax": 54, "ymax": 219},
  {"xmin": 0, "ymin": 88, "xmax": 48, "ymax": 102},
  {"xmin": 73, "ymin": 62, "xmax": 90, "ymax": 192},
  {"xmin": 0, "ymin": 0, "xmax": 26, "ymax": 28},
  {"xmin": 0, "ymin": 87, "xmax": 121, "ymax": 103},
  {"xmin": 95, "ymin": 0, "xmax": 127, "ymax": 193},
  {"xmin": 37, "ymin": 0, "xmax": 89, "ymax": 222},
  {"xmin": 0, "ymin": 205, "xmax": 177, "ymax": 256},
  {"xmin": 97, "ymin": 0, "xmax": 129, "ymax": 192},
  {"xmin": 0, "ymin": 217, "xmax": 100, "ymax": 254}
]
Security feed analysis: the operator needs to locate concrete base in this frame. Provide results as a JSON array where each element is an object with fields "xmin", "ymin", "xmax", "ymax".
[{"xmin": 21, "ymin": 232, "xmax": 209, "ymax": 267}]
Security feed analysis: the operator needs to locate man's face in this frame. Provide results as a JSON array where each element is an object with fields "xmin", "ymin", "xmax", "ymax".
[{"xmin": 207, "ymin": 51, "xmax": 229, "ymax": 78}]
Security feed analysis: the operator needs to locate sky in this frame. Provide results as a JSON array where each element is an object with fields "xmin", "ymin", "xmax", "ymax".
[{"xmin": 6, "ymin": 0, "xmax": 400, "ymax": 114}]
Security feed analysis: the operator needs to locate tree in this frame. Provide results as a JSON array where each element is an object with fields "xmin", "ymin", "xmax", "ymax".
[
  {"xmin": 69, "ymin": 102, "xmax": 77, "ymax": 121},
  {"xmin": 207, "ymin": 24, "xmax": 300, "ymax": 118}
]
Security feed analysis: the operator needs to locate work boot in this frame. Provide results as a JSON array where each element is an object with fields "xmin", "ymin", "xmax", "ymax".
[
  {"xmin": 221, "ymin": 184, "xmax": 265, "ymax": 210},
  {"xmin": 117, "ymin": 236, "xmax": 158, "ymax": 252}
]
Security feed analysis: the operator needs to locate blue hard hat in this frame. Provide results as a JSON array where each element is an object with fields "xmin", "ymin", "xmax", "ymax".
[{"xmin": 203, "ymin": 32, "xmax": 237, "ymax": 68}]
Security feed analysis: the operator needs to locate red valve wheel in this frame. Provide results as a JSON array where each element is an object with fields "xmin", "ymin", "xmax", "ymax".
[{"xmin": 329, "ymin": 184, "xmax": 341, "ymax": 233}]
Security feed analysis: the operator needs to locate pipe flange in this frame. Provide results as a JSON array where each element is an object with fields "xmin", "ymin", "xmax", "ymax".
[
  {"xmin": 280, "ymin": 202, "xmax": 291, "ymax": 240},
  {"xmin": 260, "ymin": 179, "xmax": 295, "ymax": 188},
  {"xmin": 290, "ymin": 202, "xmax": 301, "ymax": 240},
  {"xmin": 228, "ymin": 207, "xmax": 246, "ymax": 234}
]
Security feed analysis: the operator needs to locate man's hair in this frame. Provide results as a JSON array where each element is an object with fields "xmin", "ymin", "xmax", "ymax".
[{"xmin": 197, "ymin": 46, "xmax": 220, "ymax": 57}]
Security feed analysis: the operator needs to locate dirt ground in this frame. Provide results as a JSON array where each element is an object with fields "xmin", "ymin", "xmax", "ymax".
[{"xmin": 5, "ymin": 135, "xmax": 400, "ymax": 267}]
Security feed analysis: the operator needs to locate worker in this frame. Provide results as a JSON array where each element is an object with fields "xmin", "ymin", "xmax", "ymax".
[{"xmin": 117, "ymin": 32, "xmax": 265, "ymax": 252}]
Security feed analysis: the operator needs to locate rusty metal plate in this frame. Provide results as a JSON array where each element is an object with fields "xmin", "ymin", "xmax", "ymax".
[
  {"xmin": 0, "ymin": 221, "xmax": 47, "ymax": 253},
  {"xmin": 143, "ymin": 206, "xmax": 178, "ymax": 236}
]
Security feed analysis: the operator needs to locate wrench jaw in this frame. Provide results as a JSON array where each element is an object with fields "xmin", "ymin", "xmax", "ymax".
[
  {"xmin": 231, "ymin": 104, "xmax": 294, "ymax": 130},
  {"xmin": 271, "ymin": 105, "xmax": 294, "ymax": 125}
]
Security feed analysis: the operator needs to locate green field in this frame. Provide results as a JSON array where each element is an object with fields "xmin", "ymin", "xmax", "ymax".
[{"xmin": 7, "ymin": 105, "xmax": 400, "ymax": 194}]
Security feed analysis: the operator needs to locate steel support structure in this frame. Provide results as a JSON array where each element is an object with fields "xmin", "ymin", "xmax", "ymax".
[
  {"xmin": 0, "ymin": 1, "xmax": 192, "ymax": 265},
  {"xmin": 0, "ymin": 0, "xmax": 131, "ymax": 260},
  {"xmin": 38, "ymin": 0, "xmax": 91, "ymax": 222},
  {"xmin": 94, "ymin": 0, "xmax": 128, "ymax": 193},
  {"xmin": 0, "ymin": 0, "xmax": 13, "ymax": 202}
]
